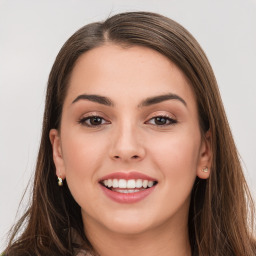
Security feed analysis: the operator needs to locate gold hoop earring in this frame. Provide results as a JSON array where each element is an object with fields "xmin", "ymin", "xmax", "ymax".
[
  {"xmin": 58, "ymin": 177, "xmax": 63, "ymax": 186},
  {"xmin": 202, "ymin": 167, "xmax": 209, "ymax": 173}
]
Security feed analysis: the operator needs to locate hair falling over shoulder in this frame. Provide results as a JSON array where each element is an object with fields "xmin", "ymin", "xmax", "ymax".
[{"xmin": 3, "ymin": 11, "xmax": 256, "ymax": 256}]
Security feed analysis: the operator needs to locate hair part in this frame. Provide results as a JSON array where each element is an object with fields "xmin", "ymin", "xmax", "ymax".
[{"xmin": 4, "ymin": 11, "xmax": 256, "ymax": 256}]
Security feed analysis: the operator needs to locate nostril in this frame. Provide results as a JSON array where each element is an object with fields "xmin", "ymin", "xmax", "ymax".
[
  {"xmin": 112, "ymin": 154, "xmax": 141, "ymax": 160},
  {"xmin": 113, "ymin": 155, "xmax": 139, "ymax": 159}
]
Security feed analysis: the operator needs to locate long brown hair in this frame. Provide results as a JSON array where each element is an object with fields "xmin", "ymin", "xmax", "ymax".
[{"xmin": 4, "ymin": 11, "xmax": 256, "ymax": 256}]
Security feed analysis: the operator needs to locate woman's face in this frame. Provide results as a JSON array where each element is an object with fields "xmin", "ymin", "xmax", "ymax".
[{"xmin": 50, "ymin": 44, "xmax": 211, "ymax": 236}]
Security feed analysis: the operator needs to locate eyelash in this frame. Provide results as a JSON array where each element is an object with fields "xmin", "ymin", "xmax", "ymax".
[
  {"xmin": 78, "ymin": 115, "xmax": 177, "ymax": 128},
  {"xmin": 78, "ymin": 115, "xmax": 109, "ymax": 127},
  {"xmin": 146, "ymin": 115, "xmax": 177, "ymax": 126}
]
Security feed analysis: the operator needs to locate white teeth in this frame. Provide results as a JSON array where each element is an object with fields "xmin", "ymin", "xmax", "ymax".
[
  {"xmin": 119, "ymin": 179, "xmax": 127, "ymax": 188},
  {"xmin": 142, "ymin": 180, "xmax": 148, "ymax": 188},
  {"xmin": 148, "ymin": 181, "xmax": 154, "ymax": 187},
  {"xmin": 127, "ymin": 179, "xmax": 136, "ymax": 188},
  {"xmin": 102, "ymin": 179, "xmax": 156, "ymax": 189},
  {"xmin": 115, "ymin": 189, "xmax": 141, "ymax": 193},
  {"xmin": 135, "ymin": 179, "xmax": 142, "ymax": 188},
  {"xmin": 113, "ymin": 179, "xmax": 118, "ymax": 188},
  {"xmin": 107, "ymin": 179, "xmax": 112, "ymax": 188}
]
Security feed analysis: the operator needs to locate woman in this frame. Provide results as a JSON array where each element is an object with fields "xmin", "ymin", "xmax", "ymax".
[{"xmin": 3, "ymin": 11, "xmax": 256, "ymax": 256}]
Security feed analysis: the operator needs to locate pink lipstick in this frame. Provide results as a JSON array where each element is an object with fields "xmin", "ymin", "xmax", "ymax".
[
  {"xmin": 99, "ymin": 171, "xmax": 156, "ymax": 182},
  {"xmin": 99, "ymin": 172, "xmax": 158, "ymax": 204}
]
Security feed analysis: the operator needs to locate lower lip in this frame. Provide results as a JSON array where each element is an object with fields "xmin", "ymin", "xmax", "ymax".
[{"xmin": 100, "ymin": 184, "xmax": 156, "ymax": 204}]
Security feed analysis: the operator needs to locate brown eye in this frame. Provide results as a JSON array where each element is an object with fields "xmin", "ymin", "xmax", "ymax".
[
  {"xmin": 155, "ymin": 117, "xmax": 169, "ymax": 125},
  {"xmin": 89, "ymin": 116, "xmax": 103, "ymax": 125},
  {"xmin": 79, "ymin": 116, "xmax": 109, "ymax": 127},
  {"xmin": 147, "ymin": 116, "xmax": 177, "ymax": 126}
]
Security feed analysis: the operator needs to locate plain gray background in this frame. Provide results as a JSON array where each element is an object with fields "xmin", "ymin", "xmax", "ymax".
[{"xmin": 1, "ymin": 0, "xmax": 256, "ymax": 250}]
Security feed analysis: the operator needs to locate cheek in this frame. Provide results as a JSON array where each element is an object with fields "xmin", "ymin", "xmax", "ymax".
[
  {"xmin": 62, "ymin": 129, "xmax": 106, "ymax": 168},
  {"xmin": 60, "ymin": 130, "xmax": 108, "ymax": 189},
  {"xmin": 146, "ymin": 131, "xmax": 201, "ymax": 218},
  {"xmin": 149, "ymin": 130, "xmax": 201, "ymax": 183},
  {"xmin": 60, "ymin": 131, "xmax": 110, "ymax": 209}
]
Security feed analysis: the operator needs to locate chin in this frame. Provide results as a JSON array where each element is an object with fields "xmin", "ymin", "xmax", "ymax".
[
  {"xmin": 99, "ymin": 209, "xmax": 159, "ymax": 235},
  {"xmin": 106, "ymin": 220, "xmax": 154, "ymax": 236}
]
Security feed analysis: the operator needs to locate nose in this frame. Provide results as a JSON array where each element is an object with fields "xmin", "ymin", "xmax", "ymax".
[{"xmin": 109, "ymin": 123, "xmax": 146, "ymax": 162}]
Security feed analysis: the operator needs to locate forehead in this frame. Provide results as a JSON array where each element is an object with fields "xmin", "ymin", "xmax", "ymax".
[{"xmin": 64, "ymin": 44, "xmax": 196, "ymax": 109}]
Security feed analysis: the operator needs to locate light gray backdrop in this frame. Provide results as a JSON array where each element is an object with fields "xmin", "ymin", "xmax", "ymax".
[{"xmin": 1, "ymin": 0, "xmax": 256, "ymax": 251}]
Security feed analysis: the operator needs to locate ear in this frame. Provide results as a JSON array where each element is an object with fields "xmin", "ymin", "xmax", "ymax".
[
  {"xmin": 197, "ymin": 130, "xmax": 212, "ymax": 179},
  {"xmin": 49, "ymin": 129, "xmax": 66, "ymax": 180}
]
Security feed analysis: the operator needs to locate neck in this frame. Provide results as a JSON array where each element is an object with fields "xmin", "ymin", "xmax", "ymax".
[{"xmin": 84, "ymin": 215, "xmax": 191, "ymax": 256}]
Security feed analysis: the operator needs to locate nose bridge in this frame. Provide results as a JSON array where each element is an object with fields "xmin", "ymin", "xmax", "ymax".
[{"xmin": 110, "ymin": 118, "xmax": 145, "ymax": 161}]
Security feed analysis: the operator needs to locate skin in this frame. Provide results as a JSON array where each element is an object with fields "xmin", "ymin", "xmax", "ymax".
[{"xmin": 50, "ymin": 44, "xmax": 212, "ymax": 256}]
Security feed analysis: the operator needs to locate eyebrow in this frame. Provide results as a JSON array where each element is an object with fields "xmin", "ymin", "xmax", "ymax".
[
  {"xmin": 72, "ymin": 94, "xmax": 114, "ymax": 106},
  {"xmin": 139, "ymin": 93, "xmax": 187, "ymax": 108},
  {"xmin": 72, "ymin": 93, "xmax": 187, "ymax": 108}
]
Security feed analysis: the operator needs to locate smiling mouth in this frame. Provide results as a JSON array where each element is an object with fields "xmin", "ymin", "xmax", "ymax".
[{"xmin": 100, "ymin": 179, "xmax": 158, "ymax": 193}]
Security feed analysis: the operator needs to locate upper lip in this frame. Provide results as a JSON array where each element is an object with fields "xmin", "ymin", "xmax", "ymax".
[{"xmin": 99, "ymin": 171, "xmax": 157, "ymax": 182}]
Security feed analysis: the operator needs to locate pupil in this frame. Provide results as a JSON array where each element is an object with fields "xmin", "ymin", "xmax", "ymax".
[
  {"xmin": 91, "ymin": 117, "xmax": 102, "ymax": 125},
  {"xmin": 155, "ymin": 117, "xmax": 166, "ymax": 125}
]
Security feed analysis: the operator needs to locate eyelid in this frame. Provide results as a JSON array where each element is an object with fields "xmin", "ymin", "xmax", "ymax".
[
  {"xmin": 146, "ymin": 111, "xmax": 176, "ymax": 120},
  {"xmin": 145, "ymin": 112, "xmax": 177, "ymax": 126},
  {"xmin": 79, "ymin": 111, "xmax": 109, "ymax": 119},
  {"xmin": 77, "ymin": 112, "xmax": 111, "ymax": 127}
]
